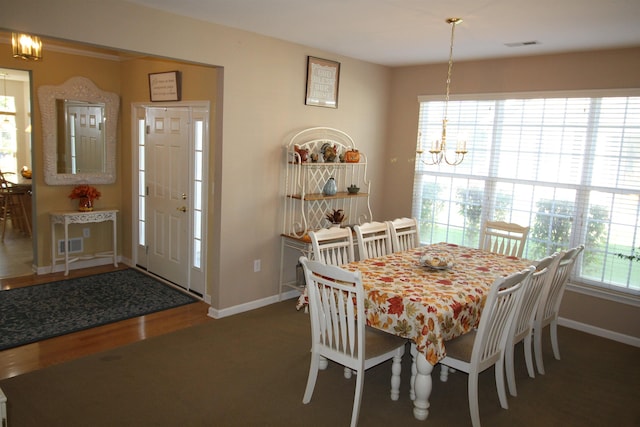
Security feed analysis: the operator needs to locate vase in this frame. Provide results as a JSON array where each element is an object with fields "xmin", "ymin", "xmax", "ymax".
[
  {"xmin": 322, "ymin": 177, "xmax": 337, "ymax": 196},
  {"xmin": 78, "ymin": 197, "xmax": 94, "ymax": 212}
]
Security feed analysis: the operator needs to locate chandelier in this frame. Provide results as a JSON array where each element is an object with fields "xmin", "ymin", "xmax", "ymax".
[
  {"xmin": 12, "ymin": 33, "xmax": 43, "ymax": 61},
  {"xmin": 416, "ymin": 18, "xmax": 467, "ymax": 166}
]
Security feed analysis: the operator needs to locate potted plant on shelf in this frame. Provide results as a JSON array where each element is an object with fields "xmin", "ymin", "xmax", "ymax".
[
  {"xmin": 325, "ymin": 208, "xmax": 346, "ymax": 227},
  {"xmin": 68, "ymin": 184, "xmax": 101, "ymax": 212}
]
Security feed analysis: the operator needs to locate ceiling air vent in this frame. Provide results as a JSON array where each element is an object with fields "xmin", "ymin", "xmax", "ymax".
[{"xmin": 505, "ymin": 41, "xmax": 541, "ymax": 47}]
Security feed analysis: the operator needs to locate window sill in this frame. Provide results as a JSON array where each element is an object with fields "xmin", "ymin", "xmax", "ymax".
[{"xmin": 566, "ymin": 281, "xmax": 640, "ymax": 308}]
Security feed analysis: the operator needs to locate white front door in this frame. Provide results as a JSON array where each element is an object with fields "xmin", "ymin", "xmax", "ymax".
[
  {"xmin": 146, "ymin": 107, "xmax": 190, "ymax": 286},
  {"xmin": 134, "ymin": 103, "xmax": 209, "ymax": 296}
]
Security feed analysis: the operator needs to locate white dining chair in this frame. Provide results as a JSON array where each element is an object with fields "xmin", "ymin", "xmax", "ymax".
[
  {"xmin": 353, "ymin": 221, "xmax": 392, "ymax": 260},
  {"xmin": 299, "ymin": 256, "xmax": 407, "ymax": 427},
  {"xmin": 309, "ymin": 226, "xmax": 355, "ymax": 266},
  {"xmin": 387, "ymin": 217, "xmax": 420, "ymax": 253},
  {"xmin": 533, "ymin": 244, "xmax": 585, "ymax": 375},
  {"xmin": 437, "ymin": 266, "xmax": 535, "ymax": 427},
  {"xmin": 504, "ymin": 253, "xmax": 557, "ymax": 397},
  {"xmin": 479, "ymin": 220, "xmax": 530, "ymax": 258}
]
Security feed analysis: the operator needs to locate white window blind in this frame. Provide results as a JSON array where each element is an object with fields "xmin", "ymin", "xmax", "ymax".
[{"xmin": 413, "ymin": 91, "xmax": 640, "ymax": 295}]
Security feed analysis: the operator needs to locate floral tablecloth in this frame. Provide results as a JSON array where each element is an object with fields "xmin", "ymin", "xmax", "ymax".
[{"xmin": 298, "ymin": 242, "xmax": 532, "ymax": 365}]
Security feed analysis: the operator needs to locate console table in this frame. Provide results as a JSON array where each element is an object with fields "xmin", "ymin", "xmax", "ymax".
[{"xmin": 50, "ymin": 209, "xmax": 119, "ymax": 275}]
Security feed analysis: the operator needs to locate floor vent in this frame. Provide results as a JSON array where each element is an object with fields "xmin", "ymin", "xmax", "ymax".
[{"xmin": 58, "ymin": 238, "xmax": 83, "ymax": 255}]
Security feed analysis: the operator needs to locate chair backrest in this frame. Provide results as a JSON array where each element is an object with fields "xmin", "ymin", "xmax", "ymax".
[
  {"xmin": 472, "ymin": 266, "xmax": 535, "ymax": 371},
  {"xmin": 510, "ymin": 253, "xmax": 557, "ymax": 341},
  {"xmin": 299, "ymin": 256, "xmax": 365, "ymax": 369},
  {"xmin": 536, "ymin": 244, "xmax": 585, "ymax": 325},
  {"xmin": 479, "ymin": 220, "xmax": 530, "ymax": 258},
  {"xmin": 309, "ymin": 226, "xmax": 355, "ymax": 266},
  {"xmin": 387, "ymin": 217, "xmax": 420, "ymax": 253},
  {"xmin": 353, "ymin": 221, "xmax": 392, "ymax": 260}
]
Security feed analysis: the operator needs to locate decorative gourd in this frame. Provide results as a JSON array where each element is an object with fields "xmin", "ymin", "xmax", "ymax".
[
  {"xmin": 344, "ymin": 149, "xmax": 360, "ymax": 163},
  {"xmin": 322, "ymin": 177, "xmax": 337, "ymax": 196}
]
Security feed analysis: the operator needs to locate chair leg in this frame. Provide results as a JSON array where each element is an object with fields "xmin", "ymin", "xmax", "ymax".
[
  {"xmin": 533, "ymin": 325, "xmax": 546, "ymax": 375},
  {"xmin": 439, "ymin": 364, "xmax": 450, "ymax": 382},
  {"xmin": 1, "ymin": 196, "xmax": 8, "ymax": 242},
  {"xmin": 319, "ymin": 355, "xmax": 328, "ymax": 370},
  {"xmin": 505, "ymin": 341, "xmax": 518, "ymax": 397},
  {"xmin": 344, "ymin": 367, "xmax": 353, "ymax": 379},
  {"xmin": 303, "ymin": 352, "xmax": 321, "ymax": 404},
  {"xmin": 468, "ymin": 372, "xmax": 481, "ymax": 427},
  {"xmin": 523, "ymin": 333, "xmax": 535, "ymax": 378},
  {"xmin": 495, "ymin": 356, "xmax": 509, "ymax": 409},
  {"xmin": 389, "ymin": 348, "xmax": 404, "ymax": 401},
  {"xmin": 550, "ymin": 319, "xmax": 561, "ymax": 360},
  {"xmin": 350, "ymin": 369, "xmax": 365, "ymax": 427}
]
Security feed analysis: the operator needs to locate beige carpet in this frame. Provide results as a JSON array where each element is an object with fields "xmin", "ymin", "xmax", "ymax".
[{"xmin": 1, "ymin": 300, "xmax": 638, "ymax": 427}]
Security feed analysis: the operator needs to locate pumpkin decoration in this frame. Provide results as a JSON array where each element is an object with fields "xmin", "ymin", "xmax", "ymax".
[{"xmin": 344, "ymin": 149, "xmax": 360, "ymax": 163}]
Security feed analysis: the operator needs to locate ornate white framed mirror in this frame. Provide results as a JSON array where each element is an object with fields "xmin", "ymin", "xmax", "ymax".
[{"xmin": 38, "ymin": 76, "xmax": 119, "ymax": 185}]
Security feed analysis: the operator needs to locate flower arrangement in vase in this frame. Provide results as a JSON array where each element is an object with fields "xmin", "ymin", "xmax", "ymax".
[{"xmin": 68, "ymin": 184, "xmax": 101, "ymax": 212}]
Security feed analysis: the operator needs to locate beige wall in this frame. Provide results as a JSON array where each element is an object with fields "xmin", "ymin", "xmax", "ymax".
[{"xmin": 384, "ymin": 48, "xmax": 640, "ymax": 339}]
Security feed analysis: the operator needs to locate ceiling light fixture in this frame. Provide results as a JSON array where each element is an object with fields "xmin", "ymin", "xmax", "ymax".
[
  {"xmin": 12, "ymin": 33, "xmax": 43, "ymax": 61},
  {"xmin": 416, "ymin": 18, "xmax": 467, "ymax": 166}
]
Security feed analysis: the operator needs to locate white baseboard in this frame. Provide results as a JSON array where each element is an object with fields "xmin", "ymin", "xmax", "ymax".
[
  {"xmin": 37, "ymin": 256, "xmax": 124, "ymax": 275},
  {"xmin": 558, "ymin": 317, "xmax": 640, "ymax": 347},
  {"xmin": 208, "ymin": 291, "xmax": 299, "ymax": 319}
]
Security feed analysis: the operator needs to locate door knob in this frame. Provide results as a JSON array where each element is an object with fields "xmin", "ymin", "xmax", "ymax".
[{"xmin": 177, "ymin": 206, "xmax": 187, "ymax": 212}]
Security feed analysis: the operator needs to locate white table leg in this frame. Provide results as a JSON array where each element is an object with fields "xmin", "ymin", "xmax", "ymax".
[
  {"xmin": 278, "ymin": 238, "xmax": 286, "ymax": 301},
  {"xmin": 64, "ymin": 219, "xmax": 70, "ymax": 276},
  {"xmin": 50, "ymin": 219, "xmax": 56, "ymax": 273},
  {"xmin": 412, "ymin": 344, "xmax": 433, "ymax": 421},
  {"xmin": 112, "ymin": 217, "xmax": 118, "ymax": 267}
]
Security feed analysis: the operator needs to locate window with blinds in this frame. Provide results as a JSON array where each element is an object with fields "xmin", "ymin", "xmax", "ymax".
[{"xmin": 413, "ymin": 91, "xmax": 640, "ymax": 295}]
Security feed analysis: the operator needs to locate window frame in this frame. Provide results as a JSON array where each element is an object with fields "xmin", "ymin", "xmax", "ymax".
[{"xmin": 413, "ymin": 89, "xmax": 640, "ymax": 306}]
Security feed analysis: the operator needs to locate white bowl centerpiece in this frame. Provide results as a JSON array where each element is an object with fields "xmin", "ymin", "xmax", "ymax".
[{"xmin": 419, "ymin": 253, "xmax": 455, "ymax": 270}]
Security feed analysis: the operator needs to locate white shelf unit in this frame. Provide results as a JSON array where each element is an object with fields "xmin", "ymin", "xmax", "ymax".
[{"xmin": 279, "ymin": 127, "xmax": 372, "ymax": 298}]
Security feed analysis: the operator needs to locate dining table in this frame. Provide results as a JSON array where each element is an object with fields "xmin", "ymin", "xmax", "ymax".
[{"xmin": 297, "ymin": 242, "xmax": 533, "ymax": 421}]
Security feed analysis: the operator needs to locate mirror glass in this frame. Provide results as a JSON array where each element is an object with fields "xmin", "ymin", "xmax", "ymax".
[
  {"xmin": 55, "ymin": 99, "xmax": 107, "ymax": 174},
  {"xmin": 39, "ymin": 76, "xmax": 119, "ymax": 185}
]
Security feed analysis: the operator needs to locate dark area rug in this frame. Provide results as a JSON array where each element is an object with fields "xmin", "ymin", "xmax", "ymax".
[{"xmin": 0, "ymin": 269, "xmax": 198, "ymax": 350}]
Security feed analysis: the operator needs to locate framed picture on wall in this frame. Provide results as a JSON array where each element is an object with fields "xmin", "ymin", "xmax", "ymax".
[
  {"xmin": 148, "ymin": 71, "xmax": 182, "ymax": 102},
  {"xmin": 305, "ymin": 56, "xmax": 340, "ymax": 108}
]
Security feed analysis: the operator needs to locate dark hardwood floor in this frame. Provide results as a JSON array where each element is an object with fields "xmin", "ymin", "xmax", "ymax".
[{"xmin": 0, "ymin": 262, "xmax": 213, "ymax": 381}]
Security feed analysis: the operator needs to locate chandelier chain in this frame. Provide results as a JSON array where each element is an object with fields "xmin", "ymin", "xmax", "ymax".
[{"xmin": 417, "ymin": 17, "xmax": 467, "ymax": 166}]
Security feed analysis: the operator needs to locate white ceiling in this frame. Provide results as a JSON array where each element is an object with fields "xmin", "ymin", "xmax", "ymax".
[{"xmin": 126, "ymin": 0, "xmax": 640, "ymax": 66}]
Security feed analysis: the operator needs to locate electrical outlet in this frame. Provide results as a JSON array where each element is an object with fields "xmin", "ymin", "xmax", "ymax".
[
  {"xmin": 253, "ymin": 259, "xmax": 261, "ymax": 272},
  {"xmin": 83, "ymin": 228, "xmax": 90, "ymax": 238}
]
